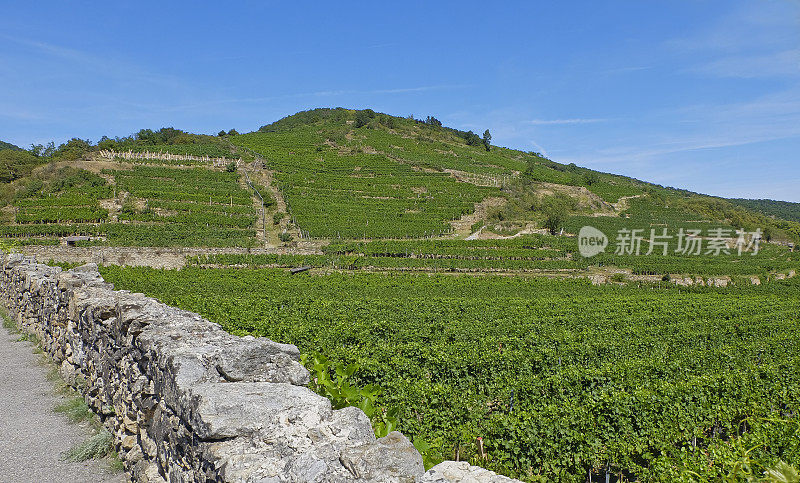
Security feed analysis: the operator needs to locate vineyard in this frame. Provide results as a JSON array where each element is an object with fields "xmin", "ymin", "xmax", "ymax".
[
  {"xmin": 105, "ymin": 166, "xmax": 259, "ymax": 246},
  {"xmin": 2, "ymin": 108, "xmax": 800, "ymax": 481},
  {"xmin": 120, "ymin": 142, "xmax": 236, "ymax": 159},
  {"xmin": 233, "ymin": 125, "xmax": 499, "ymax": 238},
  {"xmin": 188, "ymin": 233, "xmax": 799, "ymax": 278},
  {"xmin": 2, "ymin": 164, "xmax": 263, "ymax": 247},
  {"xmin": 230, "ymin": 112, "xmax": 657, "ymax": 239},
  {"xmin": 101, "ymin": 266, "xmax": 800, "ymax": 481}
]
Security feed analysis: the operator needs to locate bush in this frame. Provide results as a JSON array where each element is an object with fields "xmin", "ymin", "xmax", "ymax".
[
  {"xmin": 354, "ymin": 110, "xmax": 374, "ymax": 128},
  {"xmin": 225, "ymin": 162, "xmax": 237, "ymax": 173},
  {"xmin": 278, "ymin": 232, "xmax": 292, "ymax": 243},
  {"xmin": 463, "ymin": 130, "xmax": 481, "ymax": 146},
  {"xmin": 53, "ymin": 138, "xmax": 93, "ymax": 161},
  {"xmin": 583, "ymin": 171, "xmax": 599, "ymax": 186},
  {"xmin": 610, "ymin": 273, "xmax": 626, "ymax": 283},
  {"xmin": 540, "ymin": 195, "xmax": 573, "ymax": 235},
  {"xmin": 0, "ymin": 149, "xmax": 44, "ymax": 183}
]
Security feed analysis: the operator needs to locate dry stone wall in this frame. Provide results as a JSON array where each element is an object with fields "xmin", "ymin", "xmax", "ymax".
[{"xmin": 0, "ymin": 252, "xmax": 517, "ymax": 483}]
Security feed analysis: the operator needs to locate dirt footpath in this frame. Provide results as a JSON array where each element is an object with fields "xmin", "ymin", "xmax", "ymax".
[{"xmin": 0, "ymin": 325, "xmax": 126, "ymax": 483}]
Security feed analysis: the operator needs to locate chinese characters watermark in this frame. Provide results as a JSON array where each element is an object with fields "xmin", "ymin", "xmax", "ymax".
[{"xmin": 578, "ymin": 226, "xmax": 762, "ymax": 258}]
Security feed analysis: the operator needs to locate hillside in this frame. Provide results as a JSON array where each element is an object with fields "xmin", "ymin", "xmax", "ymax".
[
  {"xmin": 0, "ymin": 108, "xmax": 797, "ymax": 279},
  {"xmin": 730, "ymin": 198, "xmax": 800, "ymax": 223},
  {"xmin": 235, "ymin": 108, "xmax": 800, "ymax": 243},
  {"xmin": 3, "ymin": 109, "xmax": 800, "ymax": 481},
  {"xmin": 0, "ymin": 140, "xmax": 22, "ymax": 151}
]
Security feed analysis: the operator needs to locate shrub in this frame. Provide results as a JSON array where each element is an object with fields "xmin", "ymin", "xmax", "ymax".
[{"xmin": 610, "ymin": 273, "xmax": 627, "ymax": 283}]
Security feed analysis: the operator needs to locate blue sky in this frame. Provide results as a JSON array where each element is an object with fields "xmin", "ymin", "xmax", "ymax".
[{"xmin": 1, "ymin": 1, "xmax": 798, "ymax": 201}]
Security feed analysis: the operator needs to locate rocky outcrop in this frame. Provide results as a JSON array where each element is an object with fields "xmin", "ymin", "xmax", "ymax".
[
  {"xmin": 420, "ymin": 462, "xmax": 518, "ymax": 482},
  {"xmin": 0, "ymin": 253, "xmax": 518, "ymax": 482}
]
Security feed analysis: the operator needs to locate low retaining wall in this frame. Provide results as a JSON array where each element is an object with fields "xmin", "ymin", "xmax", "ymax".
[{"xmin": 0, "ymin": 252, "xmax": 516, "ymax": 482}]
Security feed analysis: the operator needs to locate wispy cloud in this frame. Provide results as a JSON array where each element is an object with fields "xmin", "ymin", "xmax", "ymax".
[
  {"xmin": 528, "ymin": 140, "xmax": 550, "ymax": 158},
  {"xmin": 666, "ymin": 2, "xmax": 799, "ymax": 53},
  {"xmin": 668, "ymin": 2, "xmax": 800, "ymax": 80},
  {"xmin": 574, "ymin": 87, "xmax": 800, "ymax": 166},
  {"xmin": 526, "ymin": 118, "xmax": 608, "ymax": 125},
  {"xmin": 0, "ymin": 34, "xmax": 188, "ymax": 90},
  {"xmin": 696, "ymin": 49, "xmax": 800, "ymax": 79},
  {"xmin": 0, "ymin": 108, "xmax": 46, "ymax": 122}
]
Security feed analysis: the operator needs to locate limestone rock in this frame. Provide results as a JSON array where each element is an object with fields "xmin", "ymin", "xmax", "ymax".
[
  {"xmin": 421, "ymin": 461, "xmax": 521, "ymax": 482},
  {"xmin": 339, "ymin": 431, "xmax": 424, "ymax": 482}
]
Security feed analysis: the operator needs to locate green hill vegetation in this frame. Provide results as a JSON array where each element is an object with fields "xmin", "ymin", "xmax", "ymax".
[
  {"xmin": 1, "ymin": 109, "xmax": 799, "ymax": 248},
  {"xmin": 730, "ymin": 198, "xmax": 800, "ymax": 223},
  {"xmin": 3, "ymin": 108, "xmax": 800, "ymax": 480},
  {"xmin": 0, "ymin": 149, "xmax": 46, "ymax": 185},
  {"xmin": 0, "ymin": 140, "xmax": 22, "ymax": 151},
  {"xmin": 234, "ymin": 108, "xmax": 800, "ymax": 243}
]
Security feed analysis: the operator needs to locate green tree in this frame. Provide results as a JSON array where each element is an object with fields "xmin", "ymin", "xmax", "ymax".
[
  {"xmin": 228, "ymin": 129, "xmax": 239, "ymax": 136},
  {"xmin": 54, "ymin": 138, "xmax": 92, "ymax": 161},
  {"xmin": 218, "ymin": 130, "xmax": 227, "ymax": 137},
  {"xmin": 379, "ymin": 115, "xmax": 396, "ymax": 129},
  {"xmin": 425, "ymin": 116, "xmax": 442, "ymax": 127},
  {"xmin": 541, "ymin": 195, "xmax": 571, "ymax": 235},
  {"xmin": 354, "ymin": 110, "xmax": 372, "ymax": 128},
  {"xmin": 482, "ymin": 129, "xmax": 492, "ymax": 151},
  {"xmin": 0, "ymin": 149, "xmax": 43, "ymax": 183},
  {"xmin": 582, "ymin": 171, "xmax": 599, "ymax": 186},
  {"xmin": 96, "ymin": 136, "xmax": 117, "ymax": 151},
  {"xmin": 29, "ymin": 141, "xmax": 56, "ymax": 158},
  {"xmin": 463, "ymin": 130, "xmax": 481, "ymax": 146}
]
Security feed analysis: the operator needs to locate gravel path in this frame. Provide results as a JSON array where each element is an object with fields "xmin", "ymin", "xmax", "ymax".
[{"xmin": 0, "ymin": 324, "xmax": 127, "ymax": 483}]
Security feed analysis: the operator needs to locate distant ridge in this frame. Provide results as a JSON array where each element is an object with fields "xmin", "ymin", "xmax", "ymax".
[
  {"xmin": 0, "ymin": 140, "xmax": 22, "ymax": 151},
  {"xmin": 730, "ymin": 198, "xmax": 800, "ymax": 223}
]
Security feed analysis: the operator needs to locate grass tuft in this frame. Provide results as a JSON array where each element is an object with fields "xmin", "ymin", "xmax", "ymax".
[
  {"xmin": 55, "ymin": 397, "xmax": 93, "ymax": 423},
  {"xmin": 60, "ymin": 429, "xmax": 113, "ymax": 462},
  {"xmin": 2, "ymin": 315, "xmax": 16, "ymax": 330},
  {"xmin": 108, "ymin": 451, "xmax": 125, "ymax": 472},
  {"xmin": 1, "ymin": 313, "xmax": 20, "ymax": 334}
]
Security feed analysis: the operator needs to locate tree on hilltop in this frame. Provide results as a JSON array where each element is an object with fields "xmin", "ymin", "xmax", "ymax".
[
  {"xmin": 354, "ymin": 110, "xmax": 374, "ymax": 128},
  {"xmin": 464, "ymin": 130, "xmax": 481, "ymax": 146},
  {"xmin": 425, "ymin": 116, "xmax": 442, "ymax": 127},
  {"xmin": 482, "ymin": 129, "xmax": 492, "ymax": 151}
]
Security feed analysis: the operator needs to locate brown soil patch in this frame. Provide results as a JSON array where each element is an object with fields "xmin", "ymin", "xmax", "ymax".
[
  {"xmin": 535, "ymin": 182, "xmax": 615, "ymax": 214},
  {"xmin": 450, "ymin": 197, "xmax": 507, "ymax": 237}
]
